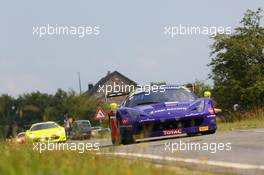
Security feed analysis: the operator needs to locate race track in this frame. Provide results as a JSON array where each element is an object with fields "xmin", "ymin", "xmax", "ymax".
[{"xmin": 73, "ymin": 128, "xmax": 264, "ymax": 175}]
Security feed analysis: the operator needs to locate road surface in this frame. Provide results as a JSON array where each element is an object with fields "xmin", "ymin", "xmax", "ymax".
[{"xmin": 72, "ymin": 128, "xmax": 264, "ymax": 175}]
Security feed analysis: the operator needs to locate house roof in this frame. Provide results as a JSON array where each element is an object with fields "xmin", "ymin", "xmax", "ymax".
[{"xmin": 87, "ymin": 71, "xmax": 137, "ymax": 95}]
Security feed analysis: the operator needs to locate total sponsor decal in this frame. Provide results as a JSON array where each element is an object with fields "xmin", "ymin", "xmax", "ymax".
[{"xmin": 163, "ymin": 128, "xmax": 182, "ymax": 136}]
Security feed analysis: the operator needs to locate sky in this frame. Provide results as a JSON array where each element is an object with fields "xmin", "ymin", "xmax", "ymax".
[{"xmin": 1, "ymin": 0, "xmax": 264, "ymax": 96}]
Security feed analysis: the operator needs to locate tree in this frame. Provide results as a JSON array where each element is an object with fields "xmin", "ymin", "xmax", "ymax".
[
  {"xmin": 0, "ymin": 89, "xmax": 107, "ymax": 137},
  {"xmin": 209, "ymin": 8, "xmax": 264, "ymax": 109},
  {"xmin": 0, "ymin": 95, "xmax": 19, "ymax": 137},
  {"xmin": 193, "ymin": 80, "xmax": 212, "ymax": 98}
]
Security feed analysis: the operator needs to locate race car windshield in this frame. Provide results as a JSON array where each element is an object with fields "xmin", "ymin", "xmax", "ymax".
[
  {"xmin": 30, "ymin": 123, "xmax": 58, "ymax": 131},
  {"xmin": 125, "ymin": 88, "xmax": 197, "ymax": 107},
  {"xmin": 76, "ymin": 121, "xmax": 91, "ymax": 127}
]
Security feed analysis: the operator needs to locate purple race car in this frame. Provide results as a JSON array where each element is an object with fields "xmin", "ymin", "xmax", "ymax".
[{"xmin": 109, "ymin": 85, "xmax": 217, "ymax": 145}]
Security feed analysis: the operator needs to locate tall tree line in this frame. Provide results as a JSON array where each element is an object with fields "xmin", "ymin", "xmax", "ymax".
[{"xmin": 0, "ymin": 89, "xmax": 104, "ymax": 137}]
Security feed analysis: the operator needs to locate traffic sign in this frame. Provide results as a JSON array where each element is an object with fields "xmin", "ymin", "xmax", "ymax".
[{"xmin": 95, "ymin": 107, "xmax": 107, "ymax": 120}]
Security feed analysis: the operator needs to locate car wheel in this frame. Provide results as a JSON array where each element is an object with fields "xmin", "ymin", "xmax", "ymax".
[
  {"xmin": 114, "ymin": 120, "xmax": 122, "ymax": 145},
  {"xmin": 117, "ymin": 119, "xmax": 135, "ymax": 145}
]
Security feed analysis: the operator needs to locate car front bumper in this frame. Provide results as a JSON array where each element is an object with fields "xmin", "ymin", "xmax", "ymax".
[{"xmin": 120, "ymin": 114, "xmax": 217, "ymax": 139}]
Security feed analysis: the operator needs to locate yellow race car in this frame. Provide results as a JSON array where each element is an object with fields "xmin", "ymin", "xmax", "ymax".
[{"xmin": 25, "ymin": 121, "xmax": 66, "ymax": 142}]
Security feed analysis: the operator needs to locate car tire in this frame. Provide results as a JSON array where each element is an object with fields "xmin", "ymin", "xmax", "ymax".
[
  {"xmin": 112, "ymin": 119, "xmax": 134, "ymax": 145},
  {"xmin": 122, "ymin": 136, "xmax": 135, "ymax": 145},
  {"xmin": 118, "ymin": 120, "xmax": 135, "ymax": 145}
]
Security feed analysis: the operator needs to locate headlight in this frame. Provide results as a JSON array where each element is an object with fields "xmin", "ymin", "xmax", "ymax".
[
  {"xmin": 191, "ymin": 100, "xmax": 205, "ymax": 112},
  {"xmin": 29, "ymin": 133, "xmax": 35, "ymax": 138},
  {"xmin": 127, "ymin": 109, "xmax": 140, "ymax": 119},
  {"xmin": 131, "ymin": 113, "xmax": 140, "ymax": 119},
  {"xmin": 197, "ymin": 100, "xmax": 205, "ymax": 112}
]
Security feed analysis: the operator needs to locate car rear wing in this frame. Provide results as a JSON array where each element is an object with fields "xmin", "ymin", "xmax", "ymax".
[
  {"xmin": 105, "ymin": 83, "xmax": 195, "ymax": 99},
  {"xmin": 106, "ymin": 92, "xmax": 130, "ymax": 98},
  {"xmin": 184, "ymin": 83, "xmax": 195, "ymax": 92}
]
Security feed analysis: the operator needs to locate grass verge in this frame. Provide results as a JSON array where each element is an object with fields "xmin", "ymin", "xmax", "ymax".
[
  {"xmin": 0, "ymin": 142, "xmax": 223, "ymax": 175},
  {"xmin": 217, "ymin": 108, "xmax": 264, "ymax": 131}
]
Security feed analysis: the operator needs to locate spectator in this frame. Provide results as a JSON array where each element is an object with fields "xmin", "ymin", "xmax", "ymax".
[{"xmin": 64, "ymin": 113, "xmax": 70, "ymax": 139}]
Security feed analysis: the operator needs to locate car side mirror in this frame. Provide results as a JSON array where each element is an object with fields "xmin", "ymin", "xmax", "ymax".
[
  {"xmin": 204, "ymin": 91, "xmax": 211, "ymax": 98},
  {"xmin": 110, "ymin": 103, "xmax": 118, "ymax": 110}
]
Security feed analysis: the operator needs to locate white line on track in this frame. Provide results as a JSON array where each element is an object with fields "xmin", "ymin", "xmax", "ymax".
[
  {"xmin": 238, "ymin": 129, "xmax": 264, "ymax": 133},
  {"xmin": 96, "ymin": 152, "xmax": 264, "ymax": 171}
]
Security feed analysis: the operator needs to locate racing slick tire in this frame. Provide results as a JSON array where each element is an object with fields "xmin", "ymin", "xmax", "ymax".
[
  {"xmin": 121, "ymin": 135, "xmax": 135, "ymax": 145},
  {"xmin": 113, "ymin": 119, "xmax": 135, "ymax": 145}
]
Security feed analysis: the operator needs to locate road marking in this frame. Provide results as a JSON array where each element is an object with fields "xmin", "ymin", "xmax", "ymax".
[
  {"xmin": 96, "ymin": 152, "xmax": 264, "ymax": 171},
  {"xmin": 238, "ymin": 129, "xmax": 264, "ymax": 133}
]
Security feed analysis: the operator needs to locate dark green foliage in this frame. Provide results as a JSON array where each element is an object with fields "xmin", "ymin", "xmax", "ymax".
[
  {"xmin": 193, "ymin": 80, "xmax": 212, "ymax": 98},
  {"xmin": 209, "ymin": 8, "xmax": 264, "ymax": 109},
  {"xmin": 0, "ymin": 89, "xmax": 105, "ymax": 135}
]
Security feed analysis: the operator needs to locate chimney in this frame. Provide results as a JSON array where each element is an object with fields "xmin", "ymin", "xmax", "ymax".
[
  {"xmin": 107, "ymin": 70, "xmax": 111, "ymax": 75},
  {"xmin": 88, "ymin": 83, "xmax": 93, "ymax": 91}
]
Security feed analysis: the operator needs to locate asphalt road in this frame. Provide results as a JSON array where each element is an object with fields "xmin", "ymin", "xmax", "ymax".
[{"xmin": 74, "ymin": 128, "xmax": 264, "ymax": 175}]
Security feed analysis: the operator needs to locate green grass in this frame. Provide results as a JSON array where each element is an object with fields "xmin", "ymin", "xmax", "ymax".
[
  {"xmin": 218, "ymin": 118, "xmax": 264, "ymax": 131},
  {"xmin": 0, "ymin": 142, "xmax": 222, "ymax": 175},
  {"xmin": 2, "ymin": 109, "xmax": 263, "ymax": 175},
  {"xmin": 217, "ymin": 108, "xmax": 264, "ymax": 131},
  {"xmin": 92, "ymin": 131, "xmax": 111, "ymax": 139}
]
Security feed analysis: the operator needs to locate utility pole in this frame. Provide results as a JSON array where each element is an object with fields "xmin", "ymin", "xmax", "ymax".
[{"xmin": 78, "ymin": 72, "xmax": 82, "ymax": 95}]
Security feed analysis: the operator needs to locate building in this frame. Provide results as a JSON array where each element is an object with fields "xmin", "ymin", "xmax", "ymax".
[{"xmin": 87, "ymin": 71, "xmax": 137, "ymax": 104}]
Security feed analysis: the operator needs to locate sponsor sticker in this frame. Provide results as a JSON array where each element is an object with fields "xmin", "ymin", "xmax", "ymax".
[
  {"xmin": 163, "ymin": 128, "xmax": 182, "ymax": 135},
  {"xmin": 199, "ymin": 126, "xmax": 209, "ymax": 131},
  {"xmin": 165, "ymin": 102, "xmax": 178, "ymax": 107}
]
